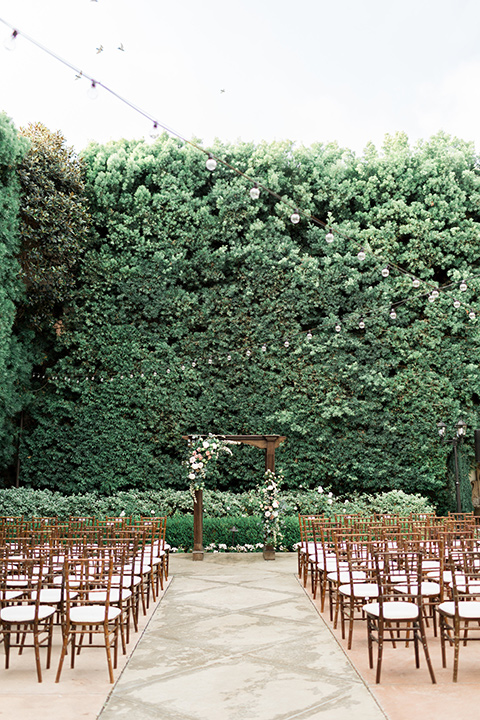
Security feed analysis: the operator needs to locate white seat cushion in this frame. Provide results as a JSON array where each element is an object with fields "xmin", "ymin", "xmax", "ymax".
[
  {"xmin": 438, "ymin": 600, "xmax": 480, "ymax": 619},
  {"xmin": 69, "ymin": 605, "xmax": 122, "ymax": 624},
  {"xmin": 327, "ymin": 570, "xmax": 367, "ymax": 584},
  {"xmin": 88, "ymin": 589, "xmax": 132, "ymax": 602},
  {"xmin": 393, "ymin": 581, "xmax": 440, "ymax": 596},
  {"xmin": 363, "ymin": 601, "xmax": 419, "ymax": 620},
  {"xmin": 1, "ymin": 605, "xmax": 55, "ymax": 623},
  {"xmin": 339, "ymin": 583, "xmax": 379, "ymax": 598}
]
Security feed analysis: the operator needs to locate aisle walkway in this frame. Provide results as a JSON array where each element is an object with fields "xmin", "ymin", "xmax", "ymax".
[{"xmin": 99, "ymin": 553, "xmax": 385, "ymax": 720}]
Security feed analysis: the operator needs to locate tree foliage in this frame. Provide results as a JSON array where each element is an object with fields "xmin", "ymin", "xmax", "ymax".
[
  {"xmin": 16, "ymin": 123, "xmax": 90, "ymax": 333},
  {"xmin": 12, "ymin": 132, "xmax": 480, "ymax": 510},
  {"xmin": 0, "ymin": 113, "xmax": 29, "ymax": 471}
]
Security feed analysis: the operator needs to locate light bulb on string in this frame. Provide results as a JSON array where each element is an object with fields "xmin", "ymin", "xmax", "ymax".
[
  {"xmin": 454, "ymin": 299, "xmax": 461, "ymax": 308},
  {"xmin": 469, "ymin": 311, "xmax": 476, "ymax": 320},
  {"xmin": 460, "ymin": 280, "xmax": 467, "ymax": 292},
  {"xmin": 325, "ymin": 229, "xmax": 334, "ymax": 244},
  {"xmin": 208, "ymin": 358, "xmax": 213, "ymax": 365},
  {"xmin": 246, "ymin": 350, "xmax": 251, "ymax": 357},
  {"xmin": 261, "ymin": 344, "xmax": 267, "ymax": 352},
  {"xmin": 87, "ymin": 81, "xmax": 98, "ymax": 100},
  {"xmin": 284, "ymin": 341, "xmax": 290, "ymax": 348},
  {"xmin": 428, "ymin": 294, "xmax": 435, "ymax": 302},
  {"xmin": 431, "ymin": 289, "xmax": 439, "ymax": 299},
  {"xmin": 249, "ymin": 184, "xmax": 260, "ymax": 200},
  {"xmin": 335, "ymin": 323, "xmax": 341, "ymax": 333},
  {"xmin": 4, "ymin": 29, "xmax": 18, "ymax": 51},
  {"xmin": 290, "ymin": 210, "xmax": 300, "ymax": 224},
  {"xmin": 206, "ymin": 154, "xmax": 217, "ymax": 171},
  {"xmin": 357, "ymin": 250, "xmax": 366, "ymax": 261},
  {"xmin": 306, "ymin": 332, "xmax": 313, "ymax": 340},
  {"xmin": 227, "ymin": 355, "xmax": 231, "ymax": 361},
  {"xmin": 150, "ymin": 122, "xmax": 159, "ymax": 139},
  {"xmin": 412, "ymin": 278, "xmax": 420, "ymax": 288},
  {"xmin": 389, "ymin": 308, "xmax": 397, "ymax": 319},
  {"xmin": 359, "ymin": 318, "xmax": 365, "ymax": 329},
  {"xmin": 381, "ymin": 267, "xmax": 390, "ymax": 278}
]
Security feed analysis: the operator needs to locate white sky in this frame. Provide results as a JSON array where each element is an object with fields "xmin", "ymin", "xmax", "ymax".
[{"xmin": 0, "ymin": 0, "xmax": 480, "ymax": 155}]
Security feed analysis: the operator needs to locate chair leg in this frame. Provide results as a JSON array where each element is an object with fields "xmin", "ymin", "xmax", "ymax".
[{"xmin": 376, "ymin": 621, "xmax": 384, "ymax": 684}]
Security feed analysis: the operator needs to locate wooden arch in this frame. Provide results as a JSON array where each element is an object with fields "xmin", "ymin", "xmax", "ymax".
[{"xmin": 182, "ymin": 434, "xmax": 286, "ymax": 560}]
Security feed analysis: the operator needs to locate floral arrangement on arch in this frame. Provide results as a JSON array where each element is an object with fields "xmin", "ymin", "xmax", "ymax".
[
  {"xmin": 259, "ymin": 468, "xmax": 283, "ymax": 548},
  {"xmin": 185, "ymin": 434, "xmax": 234, "ymax": 494}
]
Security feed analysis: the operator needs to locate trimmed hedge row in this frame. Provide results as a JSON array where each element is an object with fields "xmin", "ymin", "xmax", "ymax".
[{"xmin": 166, "ymin": 515, "xmax": 300, "ymax": 552}]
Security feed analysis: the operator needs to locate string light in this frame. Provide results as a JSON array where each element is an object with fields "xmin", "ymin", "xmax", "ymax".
[
  {"xmin": 431, "ymin": 289, "xmax": 439, "ymax": 299},
  {"xmin": 306, "ymin": 332, "xmax": 313, "ymax": 340},
  {"xmin": 469, "ymin": 311, "xmax": 476, "ymax": 320},
  {"xmin": 249, "ymin": 184, "xmax": 260, "ymax": 200},
  {"xmin": 381, "ymin": 267, "xmax": 390, "ymax": 278},
  {"xmin": 357, "ymin": 250, "xmax": 366, "ymax": 261},
  {"xmin": 206, "ymin": 154, "xmax": 217, "ymax": 171},
  {"xmin": 3, "ymin": 28, "xmax": 17, "ymax": 51},
  {"xmin": 290, "ymin": 210, "xmax": 300, "ymax": 224},
  {"xmin": 261, "ymin": 345, "xmax": 267, "ymax": 352},
  {"xmin": 460, "ymin": 281, "xmax": 467, "ymax": 292},
  {"xmin": 335, "ymin": 323, "xmax": 341, "ymax": 333},
  {"xmin": 454, "ymin": 299, "xmax": 461, "ymax": 308},
  {"xmin": 246, "ymin": 350, "xmax": 251, "ymax": 357},
  {"xmin": 412, "ymin": 278, "xmax": 420, "ymax": 288},
  {"xmin": 325, "ymin": 229, "xmax": 334, "ymax": 244},
  {"xmin": 428, "ymin": 294, "xmax": 436, "ymax": 303},
  {"xmin": 358, "ymin": 319, "xmax": 365, "ymax": 329},
  {"xmin": 87, "ymin": 81, "xmax": 98, "ymax": 100},
  {"xmin": 284, "ymin": 341, "xmax": 290, "ymax": 348}
]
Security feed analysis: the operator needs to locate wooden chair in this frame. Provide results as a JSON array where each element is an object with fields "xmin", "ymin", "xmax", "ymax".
[
  {"xmin": 0, "ymin": 557, "xmax": 55, "ymax": 683},
  {"xmin": 438, "ymin": 549, "xmax": 480, "ymax": 681},
  {"xmin": 363, "ymin": 550, "xmax": 436, "ymax": 684},
  {"xmin": 55, "ymin": 554, "xmax": 122, "ymax": 684}
]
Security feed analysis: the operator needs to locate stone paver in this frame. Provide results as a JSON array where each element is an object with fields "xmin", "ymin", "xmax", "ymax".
[{"xmin": 99, "ymin": 553, "xmax": 386, "ymax": 720}]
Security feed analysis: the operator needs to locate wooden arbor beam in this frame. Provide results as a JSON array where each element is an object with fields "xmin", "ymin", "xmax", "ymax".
[{"xmin": 182, "ymin": 434, "xmax": 287, "ymax": 560}]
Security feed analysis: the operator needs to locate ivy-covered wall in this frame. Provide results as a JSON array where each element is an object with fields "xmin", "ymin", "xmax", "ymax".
[
  {"xmin": 10, "ymin": 131, "xmax": 480, "ymax": 509},
  {"xmin": 0, "ymin": 113, "xmax": 29, "ymax": 478}
]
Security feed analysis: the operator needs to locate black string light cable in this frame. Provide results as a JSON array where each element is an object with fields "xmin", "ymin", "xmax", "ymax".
[{"xmin": 2, "ymin": 18, "xmax": 479, "ymax": 375}]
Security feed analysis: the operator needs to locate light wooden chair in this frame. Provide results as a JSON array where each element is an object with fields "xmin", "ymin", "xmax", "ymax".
[
  {"xmin": 363, "ymin": 550, "xmax": 436, "ymax": 684},
  {"xmin": 0, "ymin": 557, "xmax": 55, "ymax": 683},
  {"xmin": 56, "ymin": 554, "xmax": 122, "ymax": 684}
]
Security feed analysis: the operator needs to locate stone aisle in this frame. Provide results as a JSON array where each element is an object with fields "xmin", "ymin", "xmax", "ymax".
[{"xmin": 99, "ymin": 553, "xmax": 386, "ymax": 720}]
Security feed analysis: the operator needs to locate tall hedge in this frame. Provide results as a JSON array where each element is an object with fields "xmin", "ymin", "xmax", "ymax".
[
  {"xmin": 0, "ymin": 113, "xmax": 29, "ymax": 477},
  {"xmin": 15, "ymin": 132, "xmax": 480, "ymax": 509}
]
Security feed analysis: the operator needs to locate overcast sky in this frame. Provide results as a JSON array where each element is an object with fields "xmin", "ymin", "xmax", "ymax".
[{"xmin": 1, "ymin": 0, "xmax": 479, "ymax": 156}]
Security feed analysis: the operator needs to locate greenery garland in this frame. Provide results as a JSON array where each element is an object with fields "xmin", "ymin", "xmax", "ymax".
[
  {"xmin": 259, "ymin": 469, "xmax": 283, "ymax": 547},
  {"xmin": 185, "ymin": 434, "xmax": 234, "ymax": 496}
]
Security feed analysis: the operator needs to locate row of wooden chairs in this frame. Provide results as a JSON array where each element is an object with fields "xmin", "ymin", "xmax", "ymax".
[
  {"xmin": 0, "ymin": 515, "xmax": 169, "ymax": 683},
  {"xmin": 298, "ymin": 512, "xmax": 480, "ymax": 683}
]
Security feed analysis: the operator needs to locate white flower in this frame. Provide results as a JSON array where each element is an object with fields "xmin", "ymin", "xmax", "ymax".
[
  {"xmin": 265, "ymin": 511, "xmax": 271, "ymax": 517},
  {"xmin": 198, "ymin": 462, "xmax": 204, "ymax": 469},
  {"xmin": 203, "ymin": 441, "xmax": 210, "ymax": 449},
  {"xmin": 189, "ymin": 456, "xmax": 196, "ymax": 464},
  {"xmin": 119, "ymin": 510, "xmax": 125, "ymax": 517},
  {"xmin": 211, "ymin": 443, "xmax": 218, "ymax": 450},
  {"xmin": 317, "ymin": 487, "xmax": 324, "ymax": 494},
  {"xmin": 272, "ymin": 500, "xmax": 279, "ymax": 508},
  {"xmin": 327, "ymin": 498, "xmax": 333, "ymax": 505},
  {"xmin": 188, "ymin": 473, "xmax": 196, "ymax": 480},
  {"xmin": 328, "ymin": 492, "xmax": 333, "ymax": 498}
]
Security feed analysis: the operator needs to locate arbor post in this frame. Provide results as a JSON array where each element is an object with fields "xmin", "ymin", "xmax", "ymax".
[{"xmin": 193, "ymin": 488, "xmax": 204, "ymax": 561}]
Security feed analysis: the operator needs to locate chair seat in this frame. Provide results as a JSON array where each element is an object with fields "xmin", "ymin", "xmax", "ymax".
[
  {"xmin": 339, "ymin": 582, "xmax": 379, "ymax": 598},
  {"xmin": 363, "ymin": 601, "xmax": 419, "ymax": 620},
  {"xmin": 1, "ymin": 590, "xmax": 25, "ymax": 601},
  {"xmin": 438, "ymin": 600, "xmax": 480, "ymax": 619},
  {"xmin": 0, "ymin": 604, "xmax": 56, "ymax": 623},
  {"xmin": 69, "ymin": 605, "xmax": 122, "ymax": 624},
  {"xmin": 111, "ymin": 574, "xmax": 142, "ymax": 588},
  {"xmin": 327, "ymin": 570, "xmax": 367, "ymax": 584},
  {"xmin": 393, "ymin": 581, "xmax": 440, "ymax": 596},
  {"xmin": 31, "ymin": 589, "xmax": 78, "ymax": 603},
  {"xmin": 88, "ymin": 589, "xmax": 132, "ymax": 602}
]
